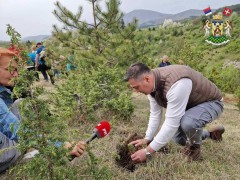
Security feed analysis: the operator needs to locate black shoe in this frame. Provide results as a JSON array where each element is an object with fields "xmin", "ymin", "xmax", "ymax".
[{"xmin": 209, "ymin": 125, "xmax": 225, "ymax": 142}]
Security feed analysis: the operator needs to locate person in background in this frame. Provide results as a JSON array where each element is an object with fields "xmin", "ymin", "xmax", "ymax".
[
  {"xmin": 35, "ymin": 42, "xmax": 52, "ymax": 83},
  {"xmin": 67, "ymin": 51, "xmax": 76, "ymax": 72},
  {"xmin": 27, "ymin": 45, "xmax": 39, "ymax": 80},
  {"xmin": 158, "ymin": 55, "xmax": 171, "ymax": 67},
  {"xmin": 0, "ymin": 47, "xmax": 85, "ymax": 173},
  {"xmin": 27, "ymin": 45, "xmax": 37, "ymax": 66},
  {"xmin": 35, "ymin": 42, "xmax": 45, "ymax": 70},
  {"xmin": 52, "ymin": 59, "xmax": 60, "ymax": 78},
  {"xmin": 124, "ymin": 62, "xmax": 224, "ymax": 163},
  {"xmin": 39, "ymin": 50, "xmax": 55, "ymax": 84}
]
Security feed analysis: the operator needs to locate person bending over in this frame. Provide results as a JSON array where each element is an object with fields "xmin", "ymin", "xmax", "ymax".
[{"xmin": 124, "ymin": 62, "xmax": 224, "ymax": 163}]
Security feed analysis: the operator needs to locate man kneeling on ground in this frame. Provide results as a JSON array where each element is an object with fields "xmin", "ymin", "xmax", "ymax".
[{"xmin": 125, "ymin": 62, "xmax": 224, "ymax": 163}]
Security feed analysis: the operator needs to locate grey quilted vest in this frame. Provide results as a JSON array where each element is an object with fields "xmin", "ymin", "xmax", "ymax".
[{"xmin": 150, "ymin": 65, "xmax": 222, "ymax": 109}]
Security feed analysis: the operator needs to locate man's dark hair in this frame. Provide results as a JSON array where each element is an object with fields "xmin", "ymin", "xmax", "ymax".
[{"xmin": 124, "ymin": 62, "xmax": 151, "ymax": 81}]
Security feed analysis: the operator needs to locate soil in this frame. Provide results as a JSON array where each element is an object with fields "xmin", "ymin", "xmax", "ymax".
[
  {"xmin": 115, "ymin": 133, "xmax": 144, "ymax": 172},
  {"xmin": 115, "ymin": 132, "xmax": 170, "ymax": 172}
]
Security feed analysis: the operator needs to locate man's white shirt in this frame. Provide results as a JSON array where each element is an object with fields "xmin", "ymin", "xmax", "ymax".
[{"xmin": 145, "ymin": 78, "xmax": 192, "ymax": 151}]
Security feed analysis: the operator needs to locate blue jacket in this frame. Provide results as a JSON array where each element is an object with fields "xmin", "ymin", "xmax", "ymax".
[
  {"xmin": 28, "ymin": 51, "xmax": 36, "ymax": 64},
  {"xmin": 0, "ymin": 86, "xmax": 19, "ymax": 141},
  {"xmin": 36, "ymin": 45, "xmax": 46, "ymax": 65}
]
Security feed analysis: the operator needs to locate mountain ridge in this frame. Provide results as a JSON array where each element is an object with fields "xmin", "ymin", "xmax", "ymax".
[
  {"xmin": 21, "ymin": 35, "xmax": 51, "ymax": 42},
  {"xmin": 124, "ymin": 4, "xmax": 240, "ymax": 27},
  {"xmin": 123, "ymin": 9, "xmax": 215, "ymax": 28}
]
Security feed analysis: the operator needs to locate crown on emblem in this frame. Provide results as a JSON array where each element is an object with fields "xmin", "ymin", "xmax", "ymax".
[{"xmin": 213, "ymin": 14, "xmax": 222, "ymax": 20}]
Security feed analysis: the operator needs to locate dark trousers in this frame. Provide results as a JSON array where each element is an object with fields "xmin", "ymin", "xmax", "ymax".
[{"xmin": 38, "ymin": 64, "xmax": 51, "ymax": 81}]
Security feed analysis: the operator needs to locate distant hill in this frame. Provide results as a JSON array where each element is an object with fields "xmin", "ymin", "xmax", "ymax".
[
  {"xmin": 214, "ymin": 4, "xmax": 240, "ymax": 14},
  {"xmin": 172, "ymin": 9, "xmax": 207, "ymax": 20},
  {"xmin": 123, "ymin": 9, "xmax": 216, "ymax": 28},
  {"xmin": 124, "ymin": 4, "xmax": 240, "ymax": 28},
  {"xmin": 21, "ymin": 35, "xmax": 51, "ymax": 42},
  {"xmin": 123, "ymin": 9, "xmax": 173, "ymax": 25}
]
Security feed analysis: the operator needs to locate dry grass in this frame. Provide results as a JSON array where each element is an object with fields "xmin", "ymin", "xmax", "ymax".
[{"xmin": 83, "ymin": 93, "xmax": 240, "ymax": 180}]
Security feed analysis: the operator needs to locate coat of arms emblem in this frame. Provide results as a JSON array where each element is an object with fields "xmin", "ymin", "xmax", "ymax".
[{"xmin": 203, "ymin": 14, "xmax": 232, "ymax": 45}]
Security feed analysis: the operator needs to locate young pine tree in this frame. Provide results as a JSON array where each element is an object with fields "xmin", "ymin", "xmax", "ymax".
[{"xmin": 50, "ymin": 0, "xmax": 153, "ymax": 121}]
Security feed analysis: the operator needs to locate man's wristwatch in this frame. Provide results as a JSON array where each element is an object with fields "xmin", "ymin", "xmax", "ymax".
[{"xmin": 144, "ymin": 148, "xmax": 152, "ymax": 159}]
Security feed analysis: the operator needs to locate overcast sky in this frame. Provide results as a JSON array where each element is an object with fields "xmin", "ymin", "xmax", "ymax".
[{"xmin": 0, "ymin": 0, "xmax": 239, "ymax": 41}]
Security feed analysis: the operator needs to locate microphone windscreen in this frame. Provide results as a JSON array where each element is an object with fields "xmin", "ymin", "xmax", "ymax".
[{"xmin": 95, "ymin": 121, "xmax": 111, "ymax": 138}]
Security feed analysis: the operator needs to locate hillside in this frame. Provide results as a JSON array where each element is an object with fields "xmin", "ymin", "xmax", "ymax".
[
  {"xmin": 173, "ymin": 9, "xmax": 207, "ymax": 20},
  {"xmin": 127, "ymin": 4, "xmax": 240, "ymax": 100},
  {"xmin": 21, "ymin": 35, "xmax": 51, "ymax": 42},
  {"xmin": 122, "ymin": 4, "xmax": 240, "ymax": 28},
  {"xmin": 1, "ymin": 84, "xmax": 239, "ymax": 179},
  {"xmin": 214, "ymin": 4, "xmax": 240, "ymax": 14},
  {"xmin": 123, "ymin": 9, "xmax": 210, "ymax": 27},
  {"xmin": 123, "ymin": 9, "xmax": 172, "ymax": 25}
]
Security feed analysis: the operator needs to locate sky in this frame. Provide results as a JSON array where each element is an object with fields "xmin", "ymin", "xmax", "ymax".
[{"xmin": 0, "ymin": 0, "xmax": 239, "ymax": 41}]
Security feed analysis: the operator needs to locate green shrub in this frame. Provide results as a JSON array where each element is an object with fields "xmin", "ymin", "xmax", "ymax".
[{"xmin": 55, "ymin": 64, "xmax": 134, "ymax": 122}]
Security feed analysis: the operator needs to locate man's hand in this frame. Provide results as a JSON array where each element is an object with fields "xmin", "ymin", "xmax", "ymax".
[
  {"xmin": 129, "ymin": 138, "xmax": 150, "ymax": 147},
  {"xmin": 131, "ymin": 149, "xmax": 147, "ymax": 163},
  {"xmin": 64, "ymin": 141, "xmax": 86, "ymax": 157}
]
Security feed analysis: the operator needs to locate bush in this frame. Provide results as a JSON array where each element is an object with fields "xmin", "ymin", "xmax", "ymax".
[{"xmin": 55, "ymin": 64, "xmax": 134, "ymax": 122}]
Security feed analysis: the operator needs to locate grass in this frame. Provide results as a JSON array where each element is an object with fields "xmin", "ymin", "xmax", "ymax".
[
  {"xmin": 70, "ymin": 93, "xmax": 240, "ymax": 179},
  {"xmin": 103, "ymin": 93, "xmax": 240, "ymax": 180}
]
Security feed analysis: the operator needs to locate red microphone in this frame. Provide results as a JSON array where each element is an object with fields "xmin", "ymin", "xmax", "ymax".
[
  {"xmin": 70, "ymin": 121, "xmax": 111, "ymax": 161},
  {"xmin": 85, "ymin": 121, "xmax": 111, "ymax": 144}
]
